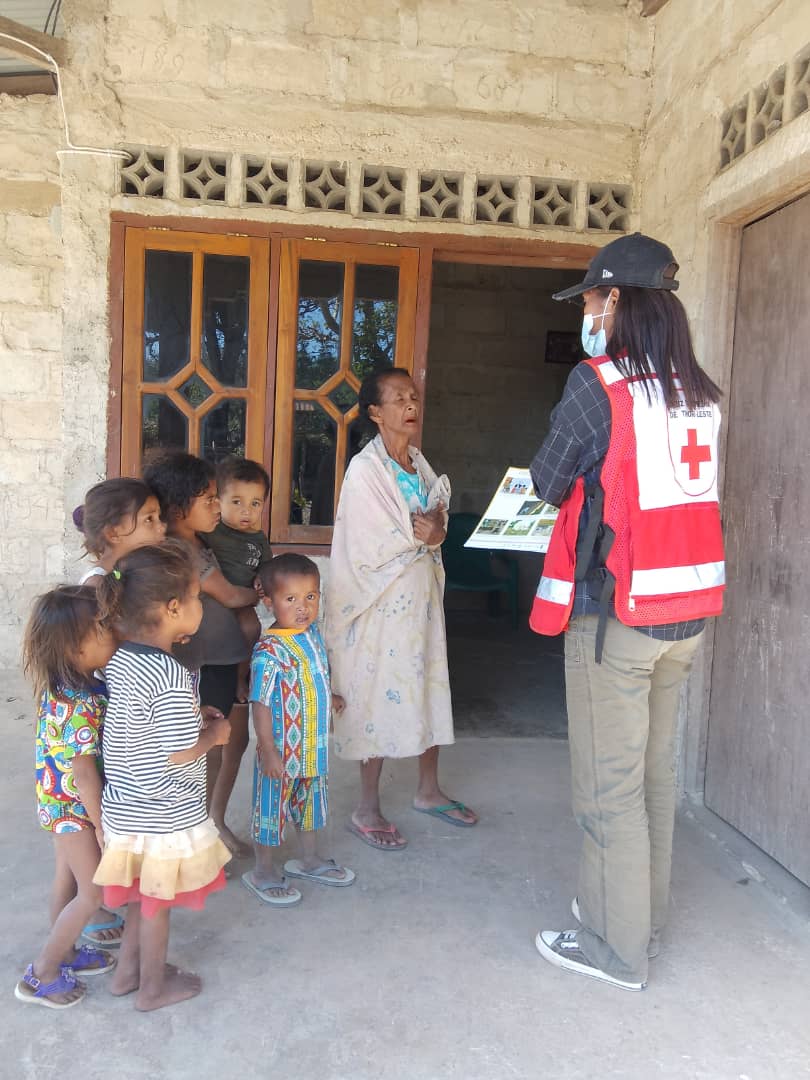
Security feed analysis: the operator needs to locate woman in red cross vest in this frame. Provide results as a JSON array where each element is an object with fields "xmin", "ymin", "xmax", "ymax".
[{"xmin": 530, "ymin": 233, "xmax": 724, "ymax": 991}]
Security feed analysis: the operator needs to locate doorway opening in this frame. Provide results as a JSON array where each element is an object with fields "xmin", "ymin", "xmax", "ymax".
[{"xmin": 421, "ymin": 261, "xmax": 583, "ymax": 738}]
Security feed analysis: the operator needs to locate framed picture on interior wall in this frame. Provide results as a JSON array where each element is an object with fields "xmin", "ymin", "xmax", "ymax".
[{"xmin": 544, "ymin": 330, "xmax": 582, "ymax": 365}]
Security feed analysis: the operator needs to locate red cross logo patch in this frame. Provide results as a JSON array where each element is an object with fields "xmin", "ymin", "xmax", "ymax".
[{"xmin": 680, "ymin": 428, "xmax": 712, "ymax": 480}]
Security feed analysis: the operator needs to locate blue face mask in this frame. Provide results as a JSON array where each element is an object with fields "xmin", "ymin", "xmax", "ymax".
[{"xmin": 581, "ymin": 297, "xmax": 612, "ymax": 357}]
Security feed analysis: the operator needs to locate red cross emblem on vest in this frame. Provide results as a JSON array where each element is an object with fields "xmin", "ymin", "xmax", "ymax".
[{"xmin": 680, "ymin": 427, "xmax": 711, "ymax": 480}]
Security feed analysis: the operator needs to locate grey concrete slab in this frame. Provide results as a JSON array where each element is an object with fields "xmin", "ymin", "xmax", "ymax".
[{"xmin": 3, "ymin": 668, "xmax": 810, "ymax": 1080}]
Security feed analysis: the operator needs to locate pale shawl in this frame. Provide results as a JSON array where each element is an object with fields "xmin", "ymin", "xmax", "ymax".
[{"xmin": 325, "ymin": 434, "xmax": 454, "ymax": 760}]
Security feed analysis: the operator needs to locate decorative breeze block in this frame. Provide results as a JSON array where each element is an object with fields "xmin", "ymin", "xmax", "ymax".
[
  {"xmin": 750, "ymin": 67, "xmax": 785, "ymax": 148},
  {"xmin": 243, "ymin": 156, "xmax": 289, "ymax": 206},
  {"xmin": 120, "ymin": 146, "xmax": 166, "ymax": 197},
  {"xmin": 361, "ymin": 166, "xmax": 406, "ymax": 217},
  {"xmin": 304, "ymin": 162, "xmax": 348, "ymax": 211},
  {"xmin": 531, "ymin": 179, "xmax": 574, "ymax": 228},
  {"xmin": 792, "ymin": 46, "xmax": 810, "ymax": 119},
  {"xmin": 182, "ymin": 152, "xmax": 228, "ymax": 202},
  {"xmin": 418, "ymin": 171, "xmax": 462, "ymax": 220},
  {"xmin": 586, "ymin": 184, "xmax": 631, "ymax": 232},
  {"xmin": 474, "ymin": 176, "xmax": 518, "ymax": 224}
]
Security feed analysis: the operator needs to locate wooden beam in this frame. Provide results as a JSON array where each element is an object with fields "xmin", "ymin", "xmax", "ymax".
[
  {"xmin": 641, "ymin": 0, "xmax": 671, "ymax": 15},
  {"xmin": 0, "ymin": 14, "xmax": 66, "ymax": 69},
  {"xmin": 0, "ymin": 72, "xmax": 56, "ymax": 95}
]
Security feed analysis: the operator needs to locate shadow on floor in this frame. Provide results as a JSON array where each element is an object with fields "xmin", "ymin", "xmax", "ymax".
[{"xmin": 445, "ymin": 609, "xmax": 567, "ymax": 738}]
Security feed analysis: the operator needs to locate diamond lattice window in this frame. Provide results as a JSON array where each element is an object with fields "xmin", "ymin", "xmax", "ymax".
[
  {"xmin": 304, "ymin": 162, "xmax": 348, "ymax": 211},
  {"xmin": 792, "ymin": 46, "xmax": 810, "ymax": 119},
  {"xmin": 531, "ymin": 179, "xmax": 574, "ymax": 228},
  {"xmin": 361, "ymin": 166, "xmax": 406, "ymax": 217},
  {"xmin": 587, "ymin": 184, "xmax": 631, "ymax": 232},
  {"xmin": 418, "ymin": 171, "xmax": 462, "ymax": 220},
  {"xmin": 750, "ymin": 67, "xmax": 785, "ymax": 148}
]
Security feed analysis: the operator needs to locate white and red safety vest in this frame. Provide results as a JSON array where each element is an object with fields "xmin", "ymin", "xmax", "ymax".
[{"xmin": 530, "ymin": 356, "xmax": 725, "ymax": 635}]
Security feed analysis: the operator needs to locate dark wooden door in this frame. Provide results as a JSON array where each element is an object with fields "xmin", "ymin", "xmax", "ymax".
[{"xmin": 704, "ymin": 193, "xmax": 810, "ymax": 885}]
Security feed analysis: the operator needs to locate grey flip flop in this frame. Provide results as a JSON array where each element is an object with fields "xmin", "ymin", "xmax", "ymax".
[
  {"xmin": 283, "ymin": 859, "xmax": 356, "ymax": 887},
  {"xmin": 240, "ymin": 871, "xmax": 302, "ymax": 906}
]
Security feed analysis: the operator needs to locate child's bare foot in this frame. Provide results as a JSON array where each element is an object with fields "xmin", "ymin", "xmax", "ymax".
[
  {"xmin": 134, "ymin": 970, "xmax": 202, "ymax": 1012},
  {"xmin": 110, "ymin": 962, "xmax": 180, "ymax": 998},
  {"xmin": 214, "ymin": 822, "xmax": 250, "ymax": 857}
]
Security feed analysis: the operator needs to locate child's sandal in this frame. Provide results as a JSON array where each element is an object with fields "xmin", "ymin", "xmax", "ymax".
[
  {"xmin": 61, "ymin": 944, "xmax": 116, "ymax": 977},
  {"xmin": 14, "ymin": 964, "xmax": 86, "ymax": 1009}
]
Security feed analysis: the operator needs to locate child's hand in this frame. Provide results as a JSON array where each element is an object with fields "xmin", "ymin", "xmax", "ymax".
[
  {"xmin": 208, "ymin": 716, "xmax": 231, "ymax": 747},
  {"xmin": 95, "ymin": 826, "xmax": 105, "ymax": 852},
  {"xmin": 258, "ymin": 744, "xmax": 284, "ymax": 780},
  {"xmin": 201, "ymin": 705, "xmax": 225, "ymax": 728},
  {"xmin": 253, "ymin": 575, "xmax": 265, "ymax": 598},
  {"xmin": 332, "ymin": 693, "xmax": 345, "ymax": 714}
]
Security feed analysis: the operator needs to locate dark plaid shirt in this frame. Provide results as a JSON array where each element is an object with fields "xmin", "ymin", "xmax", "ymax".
[{"xmin": 531, "ymin": 362, "xmax": 704, "ymax": 642}]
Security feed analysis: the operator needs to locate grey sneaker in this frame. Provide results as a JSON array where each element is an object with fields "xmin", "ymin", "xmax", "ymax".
[
  {"xmin": 535, "ymin": 930, "xmax": 646, "ymax": 992},
  {"xmin": 571, "ymin": 897, "xmax": 660, "ymax": 960}
]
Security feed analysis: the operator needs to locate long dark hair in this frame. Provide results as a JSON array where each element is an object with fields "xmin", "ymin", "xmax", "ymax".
[
  {"xmin": 599, "ymin": 286, "xmax": 721, "ymax": 410},
  {"xmin": 23, "ymin": 585, "xmax": 105, "ymax": 697},
  {"xmin": 97, "ymin": 540, "xmax": 199, "ymax": 633}
]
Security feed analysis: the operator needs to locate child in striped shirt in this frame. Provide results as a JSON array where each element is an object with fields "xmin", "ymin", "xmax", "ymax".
[{"xmin": 92, "ymin": 541, "xmax": 232, "ymax": 1012}]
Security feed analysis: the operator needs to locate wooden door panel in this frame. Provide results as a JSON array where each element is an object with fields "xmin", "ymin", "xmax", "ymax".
[{"xmin": 705, "ymin": 193, "xmax": 810, "ymax": 884}]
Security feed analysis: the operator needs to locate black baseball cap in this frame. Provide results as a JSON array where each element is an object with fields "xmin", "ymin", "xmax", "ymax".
[{"xmin": 552, "ymin": 232, "xmax": 680, "ymax": 302}]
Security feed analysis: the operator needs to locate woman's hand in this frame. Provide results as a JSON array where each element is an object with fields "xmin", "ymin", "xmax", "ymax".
[{"xmin": 412, "ymin": 505, "xmax": 446, "ymax": 546}]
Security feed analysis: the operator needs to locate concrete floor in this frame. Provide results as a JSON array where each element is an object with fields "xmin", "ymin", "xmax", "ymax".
[{"xmin": 4, "ymin": 660, "xmax": 810, "ymax": 1080}]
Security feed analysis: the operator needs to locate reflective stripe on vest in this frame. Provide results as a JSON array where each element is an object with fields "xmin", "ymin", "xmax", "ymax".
[
  {"xmin": 630, "ymin": 561, "xmax": 725, "ymax": 597},
  {"xmin": 535, "ymin": 575, "xmax": 575, "ymax": 606}
]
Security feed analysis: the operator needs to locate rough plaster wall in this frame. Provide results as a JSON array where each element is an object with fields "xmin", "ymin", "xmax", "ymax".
[
  {"xmin": 0, "ymin": 97, "xmax": 64, "ymax": 666},
  {"xmin": 639, "ymin": 0, "xmax": 810, "ymax": 795},
  {"xmin": 61, "ymin": 0, "xmax": 652, "ymax": 196}
]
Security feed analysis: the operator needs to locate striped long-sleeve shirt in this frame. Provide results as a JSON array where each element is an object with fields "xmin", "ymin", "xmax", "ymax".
[{"xmin": 101, "ymin": 642, "xmax": 207, "ymax": 834}]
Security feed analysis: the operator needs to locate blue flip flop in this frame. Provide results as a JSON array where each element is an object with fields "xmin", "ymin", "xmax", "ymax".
[
  {"xmin": 81, "ymin": 913, "xmax": 124, "ymax": 947},
  {"xmin": 413, "ymin": 801, "xmax": 477, "ymax": 827}
]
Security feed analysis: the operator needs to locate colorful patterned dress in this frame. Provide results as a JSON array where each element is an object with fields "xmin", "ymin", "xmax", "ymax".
[
  {"xmin": 249, "ymin": 625, "xmax": 331, "ymax": 846},
  {"xmin": 35, "ymin": 681, "xmax": 107, "ymax": 833}
]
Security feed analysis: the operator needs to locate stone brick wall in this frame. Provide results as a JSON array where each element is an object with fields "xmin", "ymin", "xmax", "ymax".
[{"xmin": 0, "ymin": 97, "xmax": 65, "ymax": 666}]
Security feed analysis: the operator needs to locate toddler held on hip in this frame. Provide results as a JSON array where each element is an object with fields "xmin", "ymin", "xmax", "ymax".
[
  {"xmin": 243, "ymin": 554, "xmax": 355, "ymax": 907},
  {"xmin": 92, "ymin": 542, "xmax": 232, "ymax": 1012},
  {"xmin": 16, "ymin": 586, "xmax": 118, "ymax": 1010},
  {"xmin": 143, "ymin": 451, "xmax": 259, "ymax": 856}
]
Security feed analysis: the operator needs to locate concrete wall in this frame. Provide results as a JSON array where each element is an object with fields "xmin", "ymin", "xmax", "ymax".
[{"xmin": 0, "ymin": 97, "xmax": 65, "ymax": 664}]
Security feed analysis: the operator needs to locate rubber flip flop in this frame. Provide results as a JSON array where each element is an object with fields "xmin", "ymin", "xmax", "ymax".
[
  {"xmin": 412, "ymin": 801, "xmax": 477, "ymax": 827},
  {"xmin": 240, "ymin": 871, "xmax": 302, "ymax": 907},
  {"xmin": 346, "ymin": 820, "xmax": 408, "ymax": 851},
  {"xmin": 283, "ymin": 859, "xmax": 356, "ymax": 887},
  {"xmin": 81, "ymin": 913, "xmax": 124, "ymax": 948}
]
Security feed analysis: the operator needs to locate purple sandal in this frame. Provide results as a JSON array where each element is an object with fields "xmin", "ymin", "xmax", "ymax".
[
  {"xmin": 61, "ymin": 944, "xmax": 116, "ymax": 977},
  {"xmin": 14, "ymin": 964, "xmax": 86, "ymax": 1009}
]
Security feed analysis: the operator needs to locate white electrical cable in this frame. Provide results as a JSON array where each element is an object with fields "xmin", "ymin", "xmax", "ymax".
[{"xmin": 0, "ymin": 30, "xmax": 130, "ymax": 161}]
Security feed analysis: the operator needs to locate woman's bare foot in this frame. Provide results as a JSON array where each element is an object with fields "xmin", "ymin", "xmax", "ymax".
[
  {"xmin": 214, "ymin": 822, "xmax": 251, "ymax": 858},
  {"xmin": 349, "ymin": 810, "xmax": 407, "ymax": 849},
  {"xmin": 110, "ymin": 962, "xmax": 180, "ymax": 998},
  {"xmin": 134, "ymin": 970, "xmax": 202, "ymax": 1012},
  {"xmin": 412, "ymin": 794, "xmax": 478, "ymax": 825}
]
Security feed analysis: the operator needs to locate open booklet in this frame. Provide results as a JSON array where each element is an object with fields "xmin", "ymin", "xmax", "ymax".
[{"xmin": 464, "ymin": 467, "xmax": 559, "ymax": 553}]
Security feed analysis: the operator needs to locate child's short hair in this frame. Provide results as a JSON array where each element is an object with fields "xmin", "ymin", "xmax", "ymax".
[
  {"xmin": 142, "ymin": 451, "xmax": 215, "ymax": 519},
  {"xmin": 258, "ymin": 553, "xmax": 320, "ymax": 594},
  {"xmin": 75, "ymin": 477, "xmax": 154, "ymax": 557},
  {"xmin": 97, "ymin": 539, "xmax": 198, "ymax": 632},
  {"xmin": 23, "ymin": 585, "xmax": 104, "ymax": 698},
  {"xmin": 216, "ymin": 456, "xmax": 270, "ymax": 499}
]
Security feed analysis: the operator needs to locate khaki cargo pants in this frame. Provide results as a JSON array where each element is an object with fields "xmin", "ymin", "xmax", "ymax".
[{"xmin": 565, "ymin": 614, "xmax": 703, "ymax": 983}]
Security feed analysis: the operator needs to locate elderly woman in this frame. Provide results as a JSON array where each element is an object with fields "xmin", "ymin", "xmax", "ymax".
[{"xmin": 325, "ymin": 367, "xmax": 477, "ymax": 849}]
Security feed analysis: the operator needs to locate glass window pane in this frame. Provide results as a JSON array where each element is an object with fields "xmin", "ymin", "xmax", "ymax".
[
  {"xmin": 143, "ymin": 251, "xmax": 192, "ymax": 381},
  {"xmin": 351, "ymin": 264, "xmax": 399, "ymax": 380},
  {"xmin": 296, "ymin": 261, "xmax": 344, "ymax": 390},
  {"xmin": 200, "ymin": 398, "xmax": 246, "ymax": 463},
  {"xmin": 291, "ymin": 401, "xmax": 336, "ymax": 526},
  {"xmin": 142, "ymin": 394, "xmax": 188, "ymax": 455},
  {"xmin": 201, "ymin": 255, "xmax": 250, "ymax": 387}
]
